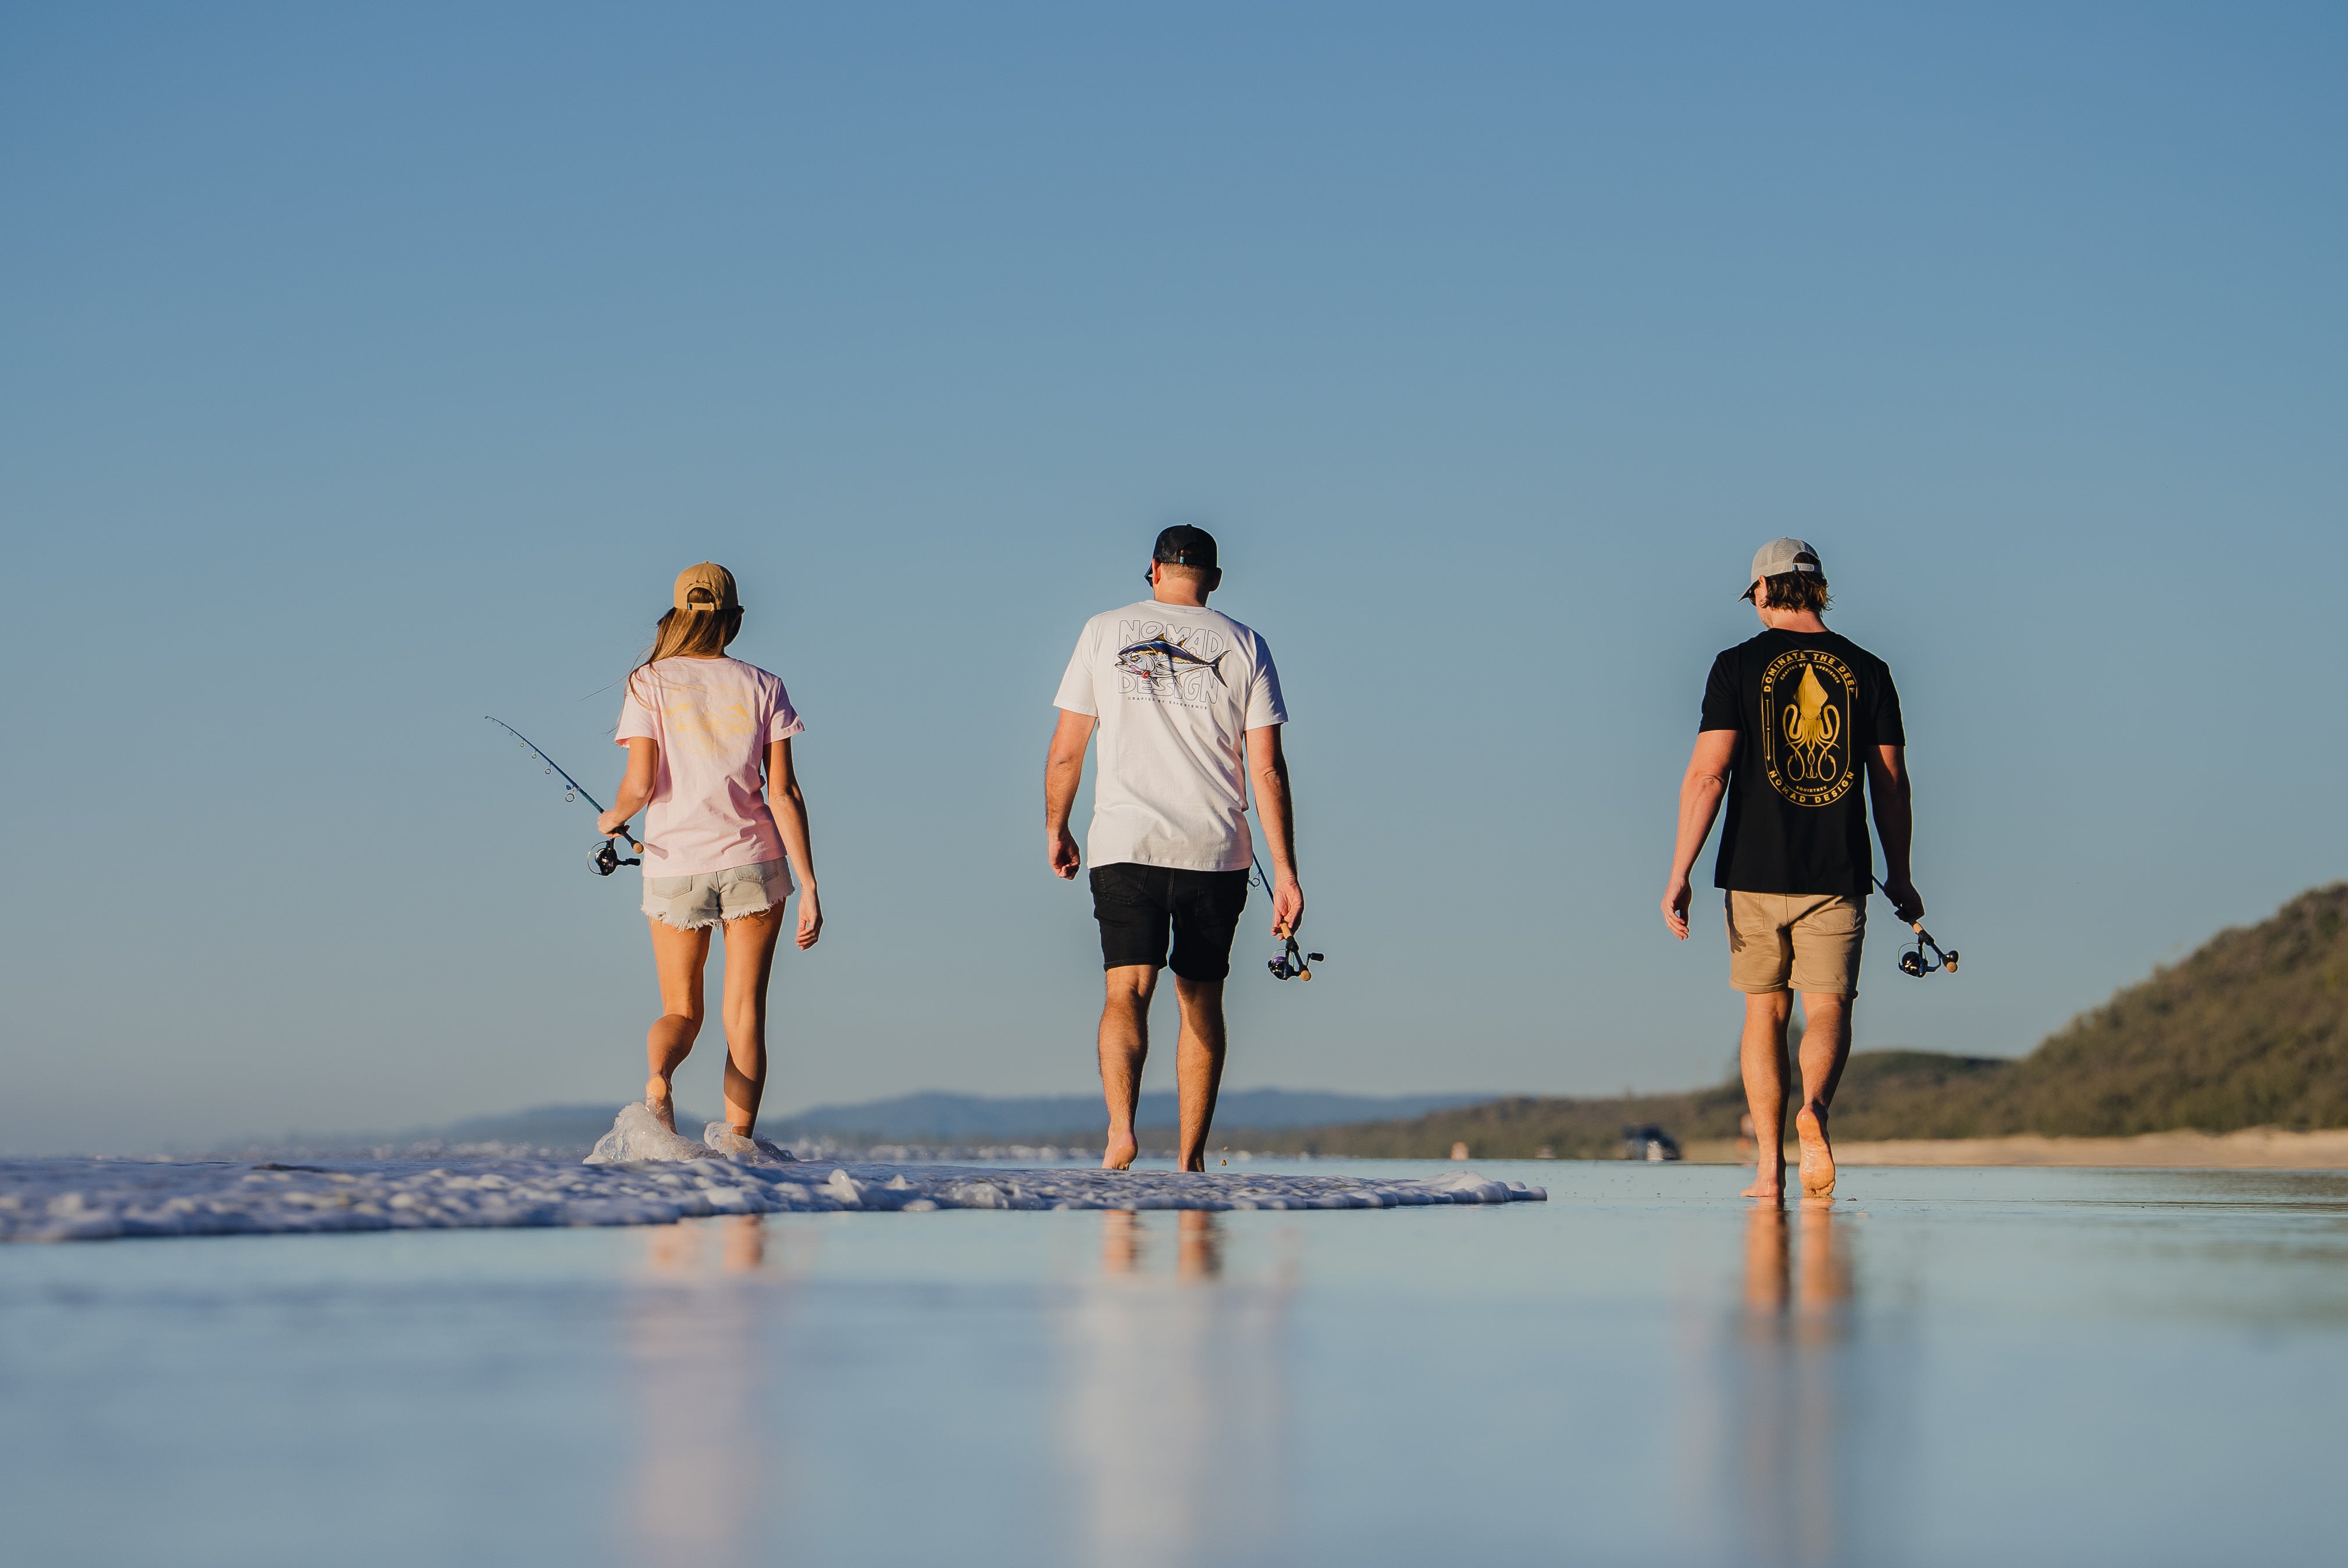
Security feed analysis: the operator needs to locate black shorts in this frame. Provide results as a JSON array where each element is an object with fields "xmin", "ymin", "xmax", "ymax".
[{"xmin": 1090, "ymin": 863, "xmax": 1251, "ymax": 981}]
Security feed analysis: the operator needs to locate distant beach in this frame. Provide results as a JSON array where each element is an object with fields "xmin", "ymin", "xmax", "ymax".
[{"xmin": 1681, "ymin": 1125, "xmax": 2348, "ymax": 1169}]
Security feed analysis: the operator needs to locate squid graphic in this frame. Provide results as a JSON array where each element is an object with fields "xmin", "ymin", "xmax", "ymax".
[{"xmin": 1780, "ymin": 664, "xmax": 1842, "ymax": 782}]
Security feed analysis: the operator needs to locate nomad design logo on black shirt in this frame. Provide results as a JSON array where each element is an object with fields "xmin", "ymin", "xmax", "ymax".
[
  {"xmin": 1761, "ymin": 649, "xmax": 1858, "ymax": 808},
  {"xmin": 1701, "ymin": 630, "xmax": 1904, "ymax": 896}
]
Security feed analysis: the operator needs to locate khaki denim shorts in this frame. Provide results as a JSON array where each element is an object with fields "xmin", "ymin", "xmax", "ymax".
[
  {"xmin": 642, "ymin": 858, "xmax": 793, "ymax": 931},
  {"xmin": 1725, "ymin": 891, "xmax": 1865, "ymax": 997}
]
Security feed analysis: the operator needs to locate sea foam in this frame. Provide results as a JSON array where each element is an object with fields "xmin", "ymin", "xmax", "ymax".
[
  {"xmin": 0, "ymin": 1153, "xmax": 1544, "ymax": 1242},
  {"xmin": 586, "ymin": 1102, "xmax": 799, "ymax": 1164}
]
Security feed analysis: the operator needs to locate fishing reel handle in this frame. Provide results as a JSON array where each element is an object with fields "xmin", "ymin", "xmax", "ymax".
[{"xmin": 1267, "ymin": 932, "xmax": 1326, "ymax": 981}]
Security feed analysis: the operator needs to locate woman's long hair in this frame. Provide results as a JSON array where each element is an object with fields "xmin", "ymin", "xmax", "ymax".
[{"xmin": 628, "ymin": 587, "xmax": 743, "ymax": 700}]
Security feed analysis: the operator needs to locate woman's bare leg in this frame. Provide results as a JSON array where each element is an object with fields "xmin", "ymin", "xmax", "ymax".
[
  {"xmin": 718, "ymin": 905, "xmax": 788, "ymax": 1135},
  {"xmin": 646, "ymin": 918, "xmax": 712, "ymax": 1130}
]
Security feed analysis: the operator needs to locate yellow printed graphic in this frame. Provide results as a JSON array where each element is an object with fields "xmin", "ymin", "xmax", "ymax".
[
  {"xmin": 1760, "ymin": 650, "xmax": 1858, "ymax": 807},
  {"xmin": 647, "ymin": 672, "xmax": 758, "ymax": 762}
]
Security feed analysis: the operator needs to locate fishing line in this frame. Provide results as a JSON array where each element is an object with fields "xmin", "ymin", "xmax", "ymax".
[
  {"xmin": 485, "ymin": 715, "xmax": 644, "ymax": 876},
  {"xmin": 1875, "ymin": 876, "xmax": 1959, "ymax": 977}
]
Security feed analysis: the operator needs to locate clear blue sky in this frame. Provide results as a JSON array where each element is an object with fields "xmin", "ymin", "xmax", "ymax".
[{"xmin": 4, "ymin": 4, "xmax": 2343, "ymax": 1155}]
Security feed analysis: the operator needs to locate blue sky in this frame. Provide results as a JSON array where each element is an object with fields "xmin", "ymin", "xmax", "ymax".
[{"xmin": 3, "ymin": 4, "xmax": 2343, "ymax": 1154}]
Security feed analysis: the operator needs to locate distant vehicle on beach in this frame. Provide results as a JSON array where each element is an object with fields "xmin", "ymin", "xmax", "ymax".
[{"xmin": 1622, "ymin": 1125, "xmax": 1682, "ymax": 1162}]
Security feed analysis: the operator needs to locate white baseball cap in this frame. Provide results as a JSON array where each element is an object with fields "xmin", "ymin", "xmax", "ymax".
[{"xmin": 1747, "ymin": 537, "xmax": 1823, "ymax": 594}]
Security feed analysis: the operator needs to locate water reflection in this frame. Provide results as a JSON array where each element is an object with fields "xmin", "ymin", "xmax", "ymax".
[
  {"xmin": 1698, "ymin": 1201, "xmax": 1893, "ymax": 1568},
  {"xmin": 1059, "ymin": 1211, "xmax": 1291, "ymax": 1568},
  {"xmin": 624, "ymin": 1215, "xmax": 789, "ymax": 1568}
]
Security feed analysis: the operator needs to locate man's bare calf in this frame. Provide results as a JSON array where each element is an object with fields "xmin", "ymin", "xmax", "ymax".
[
  {"xmin": 1096, "ymin": 965, "xmax": 1228, "ymax": 1171},
  {"xmin": 1737, "ymin": 990, "xmax": 1852, "ymax": 1200}
]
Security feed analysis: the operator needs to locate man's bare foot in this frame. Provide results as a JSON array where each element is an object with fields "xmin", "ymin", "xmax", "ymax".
[
  {"xmin": 1795, "ymin": 1104, "xmax": 1836, "ymax": 1198},
  {"xmin": 1742, "ymin": 1170, "xmax": 1785, "ymax": 1200},
  {"xmin": 645, "ymin": 1079, "xmax": 675, "ymax": 1133},
  {"xmin": 1101, "ymin": 1131, "xmax": 1138, "ymax": 1170}
]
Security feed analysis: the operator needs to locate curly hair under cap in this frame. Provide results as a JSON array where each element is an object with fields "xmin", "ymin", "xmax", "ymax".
[{"xmin": 1745, "ymin": 572, "xmax": 1832, "ymax": 612}]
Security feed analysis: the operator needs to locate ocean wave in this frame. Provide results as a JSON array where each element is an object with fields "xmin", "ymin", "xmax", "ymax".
[{"xmin": 0, "ymin": 1154, "xmax": 1544, "ymax": 1243}]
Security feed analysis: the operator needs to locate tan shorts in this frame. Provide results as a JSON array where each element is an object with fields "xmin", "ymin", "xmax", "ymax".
[
  {"xmin": 1725, "ymin": 891, "xmax": 1865, "ymax": 997},
  {"xmin": 642, "ymin": 858, "xmax": 793, "ymax": 931}
]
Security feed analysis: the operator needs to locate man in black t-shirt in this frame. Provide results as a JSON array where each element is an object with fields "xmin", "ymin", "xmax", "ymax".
[{"xmin": 1661, "ymin": 539, "xmax": 1924, "ymax": 1201}]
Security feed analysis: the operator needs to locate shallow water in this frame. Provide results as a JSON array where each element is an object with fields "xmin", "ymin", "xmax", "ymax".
[
  {"xmin": 0, "ymin": 1154, "xmax": 1539, "ymax": 1239},
  {"xmin": 3, "ymin": 1160, "xmax": 2343, "ymax": 1567}
]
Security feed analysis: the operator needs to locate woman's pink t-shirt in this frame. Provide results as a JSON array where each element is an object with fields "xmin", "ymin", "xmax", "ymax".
[{"xmin": 615, "ymin": 657, "xmax": 806, "ymax": 881}]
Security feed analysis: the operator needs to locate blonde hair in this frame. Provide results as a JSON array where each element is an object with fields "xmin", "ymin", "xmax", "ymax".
[{"xmin": 628, "ymin": 586, "xmax": 743, "ymax": 698}]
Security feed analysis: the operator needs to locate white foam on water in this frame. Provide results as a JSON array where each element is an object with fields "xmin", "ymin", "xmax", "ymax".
[
  {"xmin": 0, "ymin": 1150, "xmax": 1545, "ymax": 1242},
  {"xmin": 583, "ymin": 1104, "xmax": 799, "ymax": 1166}
]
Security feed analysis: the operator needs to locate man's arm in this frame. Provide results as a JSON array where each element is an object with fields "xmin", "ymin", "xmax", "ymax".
[
  {"xmin": 1045, "ymin": 708, "xmax": 1095, "ymax": 880},
  {"xmin": 1865, "ymin": 743, "xmax": 1922, "ymax": 924},
  {"xmin": 1245, "ymin": 724, "xmax": 1304, "ymax": 936},
  {"xmin": 1662, "ymin": 729, "xmax": 1739, "ymax": 939}
]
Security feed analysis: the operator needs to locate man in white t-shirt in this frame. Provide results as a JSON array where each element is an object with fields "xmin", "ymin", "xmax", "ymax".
[{"xmin": 1046, "ymin": 526, "xmax": 1305, "ymax": 1171}]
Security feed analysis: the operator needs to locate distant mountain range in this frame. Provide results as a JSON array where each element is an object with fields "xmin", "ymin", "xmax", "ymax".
[
  {"xmin": 215, "ymin": 1088, "xmax": 1491, "ymax": 1160},
  {"xmin": 1230, "ymin": 882, "xmax": 2348, "ymax": 1159}
]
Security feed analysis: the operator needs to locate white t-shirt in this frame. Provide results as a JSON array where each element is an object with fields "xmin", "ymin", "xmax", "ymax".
[
  {"xmin": 615, "ymin": 656, "xmax": 806, "ymax": 880},
  {"xmin": 1053, "ymin": 600, "xmax": 1288, "ymax": 873}
]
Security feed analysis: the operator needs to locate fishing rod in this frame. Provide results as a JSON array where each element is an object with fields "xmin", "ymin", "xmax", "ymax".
[
  {"xmin": 485, "ymin": 716, "xmax": 645, "ymax": 876},
  {"xmin": 1248, "ymin": 856, "xmax": 1324, "ymax": 981},
  {"xmin": 1875, "ymin": 876, "xmax": 1959, "ymax": 977}
]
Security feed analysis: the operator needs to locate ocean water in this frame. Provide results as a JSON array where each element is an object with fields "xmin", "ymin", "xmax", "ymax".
[
  {"xmin": 2, "ymin": 1160, "xmax": 2343, "ymax": 1567},
  {"xmin": 0, "ymin": 1153, "xmax": 1540, "ymax": 1240}
]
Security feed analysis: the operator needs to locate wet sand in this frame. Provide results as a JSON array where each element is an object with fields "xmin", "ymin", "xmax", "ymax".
[
  {"xmin": 1684, "ymin": 1125, "xmax": 2348, "ymax": 1168},
  {"xmin": 8, "ymin": 1161, "xmax": 2343, "ymax": 1566}
]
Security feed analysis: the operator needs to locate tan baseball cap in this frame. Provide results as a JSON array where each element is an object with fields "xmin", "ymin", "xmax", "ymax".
[
  {"xmin": 673, "ymin": 562, "xmax": 740, "ymax": 612},
  {"xmin": 1747, "ymin": 537, "xmax": 1822, "ymax": 593}
]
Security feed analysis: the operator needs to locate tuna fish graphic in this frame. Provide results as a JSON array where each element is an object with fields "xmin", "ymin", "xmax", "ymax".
[{"xmin": 1116, "ymin": 632, "xmax": 1228, "ymax": 689}]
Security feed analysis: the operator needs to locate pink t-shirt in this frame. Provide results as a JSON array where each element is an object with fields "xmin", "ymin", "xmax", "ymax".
[{"xmin": 615, "ymin": 657, "xmax": 806, "ymax": 880}]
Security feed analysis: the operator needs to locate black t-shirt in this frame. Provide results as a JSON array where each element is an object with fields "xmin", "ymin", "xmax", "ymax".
[{"xmin": 1699, "ymin": 629, "xmax": 1905, "ymax": 895}]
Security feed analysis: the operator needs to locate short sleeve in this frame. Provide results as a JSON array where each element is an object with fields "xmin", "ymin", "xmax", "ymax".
[
  {"xmin": 1870, "ymin": 661, "xmax": 1906, "ymax": 747},
  {"xmin": 1245, "ymin": 633, "xmax": 1288, "ymax": 729},
  {"xmin": 617, "ymin": 669, "xmax": 659, "ymax": 743},
  {"xmin": 768, "ymin": 678, "xmax": 807, "ymax": 743},
  {"xmin": 1053, "ymin": 622, "xmax": 1100, "ymax": 717},
  {"xmin": 1698, "ymin": 651, "xmax": 1740, "ymax": 733}
]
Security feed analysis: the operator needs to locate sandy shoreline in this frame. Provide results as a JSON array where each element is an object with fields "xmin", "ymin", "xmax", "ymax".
[{"xmin": 1677, "ymin": 1127, "xmax": 2348, "ymax": 1170}]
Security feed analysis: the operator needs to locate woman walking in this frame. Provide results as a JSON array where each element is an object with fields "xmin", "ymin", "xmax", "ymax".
[{"xmin": 597, "ymin": 562, "xmax": 821, "ymax": 1155}]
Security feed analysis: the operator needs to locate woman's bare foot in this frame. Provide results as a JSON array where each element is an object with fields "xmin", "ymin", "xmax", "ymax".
[
  {"xmin": 1795, "ymin": 1104, "xmax": 1836, "ymax": 1198},
  {"xmin": 645, "ymin": 1079, "xmax": 676, "ymax": 1132},
  {"xmin": 1101, "ymin": 1131, "xmax": 1138, "ymax": 1170},
  {"xmin": 1742, "ymin": 1169, "xmax": 1785, "ymax": 1200}
]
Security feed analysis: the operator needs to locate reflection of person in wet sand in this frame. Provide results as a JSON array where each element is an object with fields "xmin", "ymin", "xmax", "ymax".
[
  {"xmin": 629, "ymin": 1216, "xmax": 779, "ymax": 1568},
  {"xmin": 1734, "ymin": 1202, "xmax": 1853, "ymax": 1565},
  {"xmin": 1063, "ymin": 1209, "xmax": 1286, "ymax": 1567},
  {"xmin": 1662, "ymin": 539, "xmax": 1922, "ymax": 1200},
  {"xmin": 1744, "ymin": 1202, "xmax": 1852, "ymax": 1324},
  {"xmin": 1101, "ymin": 1207, "xmax": 1225, "ymax": 1279}
]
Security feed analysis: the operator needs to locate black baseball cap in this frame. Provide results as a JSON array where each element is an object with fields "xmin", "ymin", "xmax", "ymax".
[{"xmin": 1150, "ymin": 525, "xmax": 1218, "ymax": 572}]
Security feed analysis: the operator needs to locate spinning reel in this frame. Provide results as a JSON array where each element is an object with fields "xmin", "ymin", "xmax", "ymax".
[
  {"xmin": 1875, "ymin": 878, "xmax": 1958, "ymax": 978},
  {"xmin": 487, "ymin": 716, "xmax": 644, "ymax": 877},
  {"xmin": 1269, "ymin": 931, "xmax": 1324, "ymax": 982},
  {"xmin": 1898, "ymin": 928, "xmax": 1958, "ymax": 977}
]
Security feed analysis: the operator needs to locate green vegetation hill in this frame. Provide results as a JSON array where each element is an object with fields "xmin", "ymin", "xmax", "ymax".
[{"xmin": 1227, "ymin": 883, "xmax": 2348, "ymax": 1159}]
